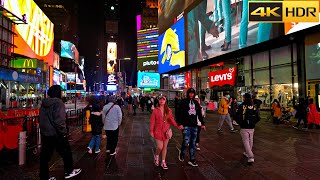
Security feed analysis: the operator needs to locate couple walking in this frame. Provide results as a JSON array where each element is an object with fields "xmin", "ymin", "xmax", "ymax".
[{"xmin": 150, "ymin": 88, "xmax": 206, "ymax": 169}]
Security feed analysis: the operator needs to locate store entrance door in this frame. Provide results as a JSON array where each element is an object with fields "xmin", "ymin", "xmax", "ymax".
[
  {"xmin": 210, "ymin": 86, "xmax": 234, "ymax": 101},
  {"xmin": 307, "ymin": 81, "xmax": 320, "ymax": 111}
]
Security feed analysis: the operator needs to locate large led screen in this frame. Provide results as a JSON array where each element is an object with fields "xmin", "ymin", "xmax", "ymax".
[
  {"xmin": 158, "ymin": 0, "xmax": 195, "ymax": 34},
  {"xmin": 169, "ymin": 74, "xmax": 185, "ymax": 89},
  {"xmin": 305, "ymin": 35, "xmax": 320, "ymax": 80},
  {"xmin": 137, "ymin": 28, "xmax": 158, "ymax": 58},
  {"xmin": 61, "ymin": 40, "xmax": 79, "ymax": 63},
  {"xmin": 137, "ymin": 72, "xmax": 160, "ymax": 89},
  {"xmin": 107, "ymin": 42, "xmax": 117, "ymax": 74},
  {"xmin": 137, "ymin": 56, "xmax": 159, "ymax": 71},
  {"xmin": 4, "ymin": 0, "xmax": 54, "ymax": 65},
  {"xmin": 158, "ymin": 17, "xmax": 185, "ymax": 74},
  {"xmin": 187, "ymin": 0, "xmax": 280, "ymax": 65}
]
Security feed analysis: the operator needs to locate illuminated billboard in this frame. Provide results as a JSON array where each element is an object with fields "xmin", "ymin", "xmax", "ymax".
[
  {"xmin": 158, "ymin": 0, "xmax": 195, "ymax": 34},
  {"xmin": 137, "ymin": 72, "xmax": 160, "ymax": 88},
  {"xmin": 53, "ymin": 69, "xmax": 61, "ymax": 85},
  {"xmin": 169, "ymin": 74, "xmax": 185, "ymax": 89},
  {"xmin": 158, "ymin": 17, "xmax": 185, "ymax": 74},
  {"xmin": 137, "ymin": 56, "xmax": 158, "ymax": 71},
  {"xmin": 187, "ymin": 0, "xmax": 283, "ymax": 65},
  {"xmin": 137, "ymin": 28, "xmax": 158, "ymax": 57},
  {"xmin": 53, "ymin": 52, "xmax": 60, "ymax": 69},
  {"xmin": 107, "ymin": 42, "xmax": 117, "ymax": 74},
  {"xmin": 4, "ymin": 0, "xmax": 54, "ymax": 65},
  {"xmin": 61, "ymin": 40, "xmax": 79, "ymax": 63}
]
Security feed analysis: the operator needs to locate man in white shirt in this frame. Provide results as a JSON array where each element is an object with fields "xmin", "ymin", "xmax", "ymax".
[{"xmin": 102, "ymin": 96, "xmax": 122, "ymax": 155}]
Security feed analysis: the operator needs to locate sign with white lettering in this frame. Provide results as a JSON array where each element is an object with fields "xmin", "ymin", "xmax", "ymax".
[
  {"xmin": 137, "ymin": 56, "xmax": 158, "ymax": 71},
  {"xmin": 208, "ymin": 67, "xmax": 237, "ymax": 87},
  {"xmin": 107, "ymin": 74, "xmax": 117, "ymax": 85}
]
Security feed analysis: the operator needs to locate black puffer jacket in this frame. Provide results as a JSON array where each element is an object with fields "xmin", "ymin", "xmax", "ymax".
[
  {"xmin": 39, "ymin": 98, "xmax": 67, "ymax": 137},
  {"xmin": 236, "ymin": 101, "xmax": 261, "ymax": 129},
  {"xmin": 89, "ymin": 112, "xmax": 103, "ymax": 135}
]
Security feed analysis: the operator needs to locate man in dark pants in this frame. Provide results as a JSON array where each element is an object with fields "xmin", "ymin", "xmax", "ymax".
[
  {"xmin": 102, "ymin": 96, "xmax": 123, "ymax": 155},
  {"xmin": 39, "ymin": 85, "xmax": 81, "ymax": 180},
  {"xmin": 177, "ymin": 88, "xmax": 206, "ymax": 167}
]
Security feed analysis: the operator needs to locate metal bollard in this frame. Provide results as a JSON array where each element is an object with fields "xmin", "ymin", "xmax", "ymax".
[
  {"xmin": 37, "ymin": 124, "xmax": 41, "ymax": 149},
  {"xmin": 18, "ymin": 131, "xmax": 27, "ymax": 165}
]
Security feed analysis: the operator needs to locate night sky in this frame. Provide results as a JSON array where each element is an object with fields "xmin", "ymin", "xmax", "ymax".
[{"xmin": 77, "ymin": 0, "xmax": 140, "ymax": 90}]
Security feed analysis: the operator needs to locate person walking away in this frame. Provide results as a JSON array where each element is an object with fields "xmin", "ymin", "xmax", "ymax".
[
  {"xmin": 271, "ymin": 99, "xmax": 282, "ymax": 125},
  {"xmin": 39, "ymin": 85, "xmax": 81, "ymax": 180},
  {"xmin": 307, "ymin": 98, "xmax": 320, "ymax": 129},
  {"xmin": 177, "ymin": 88, "xmax": 206, "ymax": 167},
  {"xmin": 103, "ymin": 96, "xmax": 123, "ymax": 155},
  {"xmin": 194, "ymin": 95, "xmax": 205, "ymax": 151},
  {"xmin": 150, "ymin": 95, "xmax": 183, "ymax": 169},
  {"xmin": 87, "ymin": 98, "xmax": 103, "ymax": 154},
  {"xmin": 230, "ymin": 97, "xmax": 239, "ymax": 126},
  {"xmin": 146, "ymin": 96, "xmax": 152, "ymax": 112},
  {"xmin": 293, "ymin": 98, "xmax": 308, "ymax": 130},
  {"xmin": 132, "ymin": 96, "xmax": 138, "ymax": 116},
  {"xmin": 217, "ymin": 92, "xmax": 237, "ymax": 133},
  {"xmin": 127, "ymin": 95, "xmax": 133, "ymax": 115},
  {"xmin": 200, "ymin": 96, "xmax": 207, "ymax": 118},
  {"xmin": 140, "ymin": 96, "xmax": 146, "ymax": 112},
  {"xmin": 236, "ymin": 93, "xmax": 260, "ymax": 164}
]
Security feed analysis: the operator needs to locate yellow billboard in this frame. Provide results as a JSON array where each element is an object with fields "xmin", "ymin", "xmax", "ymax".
[
  {"xmin": 4, "ymin": 0, "xmax": 54, "ymax": 65},
  {"xmin": 107, "ymin": 42, "xmax": 117, "ymax": 74}
]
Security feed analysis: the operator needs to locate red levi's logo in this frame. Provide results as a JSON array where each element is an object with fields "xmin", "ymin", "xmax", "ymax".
[{"xmin": 209, "ymin": 67, "xmax": 237, "ymax": 87}]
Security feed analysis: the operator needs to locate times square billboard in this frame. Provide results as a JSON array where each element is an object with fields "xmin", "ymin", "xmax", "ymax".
[
  {"xmin": 3, "ymin": 0, "xmax": 54, "ymax": 65},
  {"xmin": 137, "ymin": 28, "xmax": 159, "ymax": 71}
]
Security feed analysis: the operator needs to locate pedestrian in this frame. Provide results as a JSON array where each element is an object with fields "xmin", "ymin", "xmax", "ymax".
[
  {"xmin": 200, "ymin": 96, "xmax": 207, "ymax": 118},
  {"xmin": 271, "ymin": 99, "xmax": 282, "ymax": 125},
  {"xmin": 236, "ymin": 93, "xmax": 260, "ymax": 164},
  {"xmin": 307, "ymin": 98, "xmax": 320, "ymax": 129},
  {"xmin": 87, "ymin": 97, "xmax": 103, "ymax": 154},
  {"xmin": 230, "ymin": 97, "xmax": 239, "ymax": 126},
  {"xmin": 293, "ymin": 98, "xmax": 308, "ymax": 130},
  {"xmin": 127, "ymin": 94, "xmax": 133, "ymax": 115},
  {"xmin": 217, "ymin": 92, "xmax": 238, "ymax": 133},
  {"xmin": 174, "ymin": 94, "xmax": 181, "ymax": 120},
  {"xmin": 194, "ymin": 95, "xmax": 205, "ymax": 151},
  {"xmin": 150, "ymin": 95, "xmax": 183, "ymax": 169},
  {"xmin": 102, "ymin": 96, "xmax": 123, "ymax": 155},
  {"xmin": 39, "ymin": 85, "xmax": 81, "ymax": 180},
  {"xmin": 177, "ymin": 88, "xmax": 206, "ymax": 167},
  {"xmin": 140, "ymin": 95, "xmax": 146, "ymax": 112},
  {"xmin": 132, "ymin": 96, "xmax": 138, "ymax": 116}
]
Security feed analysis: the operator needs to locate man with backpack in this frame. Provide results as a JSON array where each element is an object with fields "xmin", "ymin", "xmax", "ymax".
[{"xmin": 236, "ymin": 93, "xmax": 261, "ymax": 164}]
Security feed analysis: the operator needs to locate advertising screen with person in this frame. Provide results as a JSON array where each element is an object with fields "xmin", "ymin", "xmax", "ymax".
[
  {"xmin": 187, "ymin": 0, "xmax": 282, "ymax": 65},
  {"xmin": 169, "ymin": 74, "xmax": 185, "ymax": 89},
  {"xmin": 158, "ymin": 0, "xmax": 195, "ymax": 34},
  {"xmin": 61, "ymin": 40, "xmax": 79, "ymax": 63},
  {"xmin": 158, "ymin": 17, "xmax": 185, "ymax": 74},
  {"xmin": 137, "ymin": 72, "xmax": 160, "ymax": 88}
]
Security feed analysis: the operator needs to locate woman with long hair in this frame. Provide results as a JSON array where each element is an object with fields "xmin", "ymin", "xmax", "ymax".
[
  {"xmin": 150, "ymin": 95, "xmax": 183, "ymax": 169},
  {"xmin": 272, "ymin": 99, "xmax": 282, "ymax": 125}
]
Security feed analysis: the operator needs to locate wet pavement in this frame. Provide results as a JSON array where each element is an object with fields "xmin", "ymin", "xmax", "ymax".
[{"xmin": 1, "ymin": 110, "xmax": 320, "ymax": 180}]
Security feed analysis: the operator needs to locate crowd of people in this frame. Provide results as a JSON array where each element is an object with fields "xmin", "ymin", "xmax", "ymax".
[{"xmin": 38, "ymin": 85, "xmax": 320, "ymax": 179}]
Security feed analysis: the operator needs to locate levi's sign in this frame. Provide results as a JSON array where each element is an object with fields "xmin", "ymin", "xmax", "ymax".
[
  {"xmin": 249, "ymin": 1, "xmax": 319, "ymax": 22},
  {"xmin": 209, "ymin": 67, "xmax": 237, "ymax": 87}
]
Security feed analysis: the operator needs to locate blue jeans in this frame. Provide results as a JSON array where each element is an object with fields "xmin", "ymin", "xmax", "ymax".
[
  {"xmin": 180, "ymin": 127, "xmax": 198, "ymax": 160},
  {"xmin": 88, "ymin": 135, "xmax": 101, "ymax": 152},
  {"xmin": 222, "ymin": 0, "xmax": 231, "ymax": 43},
  {"xmin": 239, "ymin": 0, "xmax": 272, "ymax": 48}
]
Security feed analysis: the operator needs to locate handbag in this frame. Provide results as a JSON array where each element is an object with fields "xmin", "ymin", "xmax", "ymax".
[{"xmin": 165, "ymin": 128, "xmax": 172, "ymax": 139}]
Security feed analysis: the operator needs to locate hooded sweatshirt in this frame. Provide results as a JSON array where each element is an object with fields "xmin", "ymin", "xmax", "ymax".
[
  {"xmin": 176, "ymin": 89, "xmax": 205, "ymax": 127},
  {"xmin": 39, "ymin": 98, "xmax": 67, "ymax": 137}
]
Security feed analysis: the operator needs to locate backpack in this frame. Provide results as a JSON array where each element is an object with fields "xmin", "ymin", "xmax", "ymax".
[{"xmin": 242, "ymin": 105, "xmax": 259, "ymax": 124}]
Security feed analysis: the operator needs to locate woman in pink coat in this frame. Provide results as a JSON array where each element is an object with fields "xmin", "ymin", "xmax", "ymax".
[
  {"xmin": 150, "ymin": 95, "xmax": 183, "ymax": 169},
  {"xmin": 307, "ymin": 98, "xmax": 320, "ymax": 129}
]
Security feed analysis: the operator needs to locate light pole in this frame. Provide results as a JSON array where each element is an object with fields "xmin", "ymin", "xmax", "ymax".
[{"xmin": 117, "ymin": 58, "xmax": 131, "ymax": 94}]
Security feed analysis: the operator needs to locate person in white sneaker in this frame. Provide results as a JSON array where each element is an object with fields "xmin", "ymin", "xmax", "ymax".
[
  {"xmin": 194, "ymin": 95, "xmax": 205, "ymax": 151},
  {"xmin": 236, "ymin": 93, "xmax": 260, "ymax": 165},
  {"xmin": 39, "ymin": 85, "xmax": 82, "ymax": 180},
  {"xmin": 103, "ymin": 96, "xmax": 123, "ymax": 155},
  {"xmin": 150, "ymin": 95, "xmax": 183, "ymax": 169},
  {"xmin": 87, "ymin": 97, "xmax": 103, "ymax": 154}
]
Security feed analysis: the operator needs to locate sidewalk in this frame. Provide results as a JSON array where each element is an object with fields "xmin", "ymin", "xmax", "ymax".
[{"xmin": 1, "ymin": 110, "xmax": 320, "ymax": 180}]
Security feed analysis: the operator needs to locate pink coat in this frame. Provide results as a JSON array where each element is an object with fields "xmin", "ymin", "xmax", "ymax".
[
  {"xmin": 150, "ymin": 107, "xmax": 179, "ymax": 141},
  {"xmin": 307, "ymin": 104, "xmax": 320, "ymax": 125}
]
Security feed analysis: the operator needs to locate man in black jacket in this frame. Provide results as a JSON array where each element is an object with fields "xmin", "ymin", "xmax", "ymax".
[
  {"xmin": 177, "ymin": 88, "xmax": 206, "ymax": 167},
  {"xmin": 39, "ymin": 85, "xmax": 81, "ymax": 179}
]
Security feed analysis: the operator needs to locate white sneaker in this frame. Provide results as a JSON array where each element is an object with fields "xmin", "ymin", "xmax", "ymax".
[
  {"xmin": 106, "ymin": 150, "xmax": 110, "ymax": 153},
  {"xmin": 248, "ymin": 158, "xmax": 254, "ymax": 163},
  {"xmin": 87, "ymin": 148, "xmax": 92, "ymax": 154},
  {"xmin": 65, "ymin": 169, "xmax": 82, "ymax": 179},
  {"xmin": 95, "ymin": 149, "xmax": 101, "ymax": 154},
  {"xmin": 48, "ymin": 177, "xmax": 56, "ymax": 180},
  {"xmin": 110, "ymin": 151, "xmax": 117, "ymax": 156}
]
